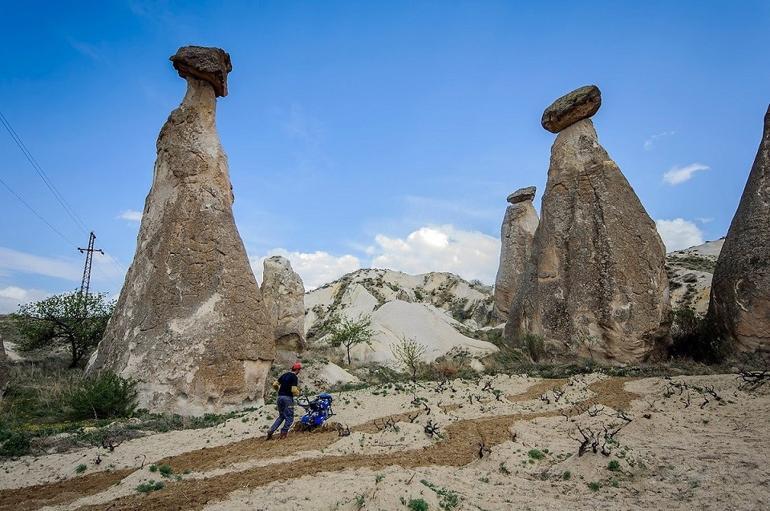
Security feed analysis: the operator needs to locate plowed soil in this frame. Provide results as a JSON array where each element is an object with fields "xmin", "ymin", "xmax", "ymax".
[{"xmin": 1, "ymin": 377, "xmax": 635, "ymax": 511}]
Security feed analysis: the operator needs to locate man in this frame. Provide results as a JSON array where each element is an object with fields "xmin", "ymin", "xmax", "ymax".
[{"xmin": 266, "ymin": 361, "xmax": 302, "ymax": 439}]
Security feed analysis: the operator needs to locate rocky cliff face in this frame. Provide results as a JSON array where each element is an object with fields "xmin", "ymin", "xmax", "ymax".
[
  {"xmin": 261, "ymin": 256, "xmax": 306, "ymax": 358},
  {"xmin": 708, "ymin": 106, "xmax": 770, "ymax": 353},
  {"xmin": 87, "ymin": 47, "xmax": 273, "ymax": 415},
  {"xmin": 506, "ymin": 86, "xmax": 670, "ymax": 363},
  {"xmin": 493, "ymin": 186, "xmax": 538, "ymax": 321},
  {"xmin": 667, "ymin": 239, "xmax": 722, "ymax": 315}
]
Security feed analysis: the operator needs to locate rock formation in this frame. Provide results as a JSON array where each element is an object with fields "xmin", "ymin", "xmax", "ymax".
[
  {"xmin": 541, "ymin": 85, "xmax": 601, "ymax": 133},
  {"xmin": 261, "ymin": 256, "xmax": 306, "ymax": 359},
  {"xmin": 505, "ymin": 86, "xmax": 670, "ymax": 363},
  {"xmin": 707, "ymin": 106, "xmax": 770, "ymax": 353},
  {"xmin": 493, "ymin": 187, "xmax": 538, "ymax": 321},
  {"xmin": 87, "ymin": 46, "xmax": 274, "ymax": 415}
]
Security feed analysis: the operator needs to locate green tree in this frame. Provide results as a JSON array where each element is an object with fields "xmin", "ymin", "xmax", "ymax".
[
  {"xmin": 324, "ymin": 314, "xmax": 374, "ymax": 366},
  {"xmin": 391, "ymin": 336, "xmax": 427, "ymax": 382},
  {"xmin": 12, "ymin": 291, "xmax": 114, "ymax": 368}
]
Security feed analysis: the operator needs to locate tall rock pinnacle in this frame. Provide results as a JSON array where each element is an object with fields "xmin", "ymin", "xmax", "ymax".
[
  {"xmin": 87, "ymin": 46, "xmax": 274, "ymax": 415},
  {"xmin": 505, "ymin": 86, "xmax": 670, "ymax": 363},
  {"xmin": 261, "ymin": 256, "xmax": 307, "ymax": 362},
  {"xmin": 707, "ymin": 105, "xmax": 770, "ymax": 353},
  {"xmin": 493, "ymin": 186, "xmax": 538, "ymax": 321}
]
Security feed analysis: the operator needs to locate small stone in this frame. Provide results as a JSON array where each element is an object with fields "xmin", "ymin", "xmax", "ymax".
[
  {"xmin": 170, "ymin": 46, "xmax": 232, "ymax": 97},
  {"xmin": 507, "ymin": 186, "xmax": 537, "ymax": 204},
  {"xmin": 541, "ymin": 85, "xmax": 601, "ymax": 133}
]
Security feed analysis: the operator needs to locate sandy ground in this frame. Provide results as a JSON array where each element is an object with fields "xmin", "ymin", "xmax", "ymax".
[{"xmin": 1, "ymin": 372, "xmax": 768, "ymax": 510}]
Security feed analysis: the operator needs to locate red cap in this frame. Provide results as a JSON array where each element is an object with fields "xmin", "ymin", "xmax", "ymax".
[{"xmin": 291, "ymin": 361, "xmax": 303, "ymax": 371}]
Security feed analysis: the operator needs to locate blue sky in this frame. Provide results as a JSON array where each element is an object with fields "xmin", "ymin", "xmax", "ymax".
[{"xmin": 1, "ymin": 1, "xmax": 769, "ymax": 311}]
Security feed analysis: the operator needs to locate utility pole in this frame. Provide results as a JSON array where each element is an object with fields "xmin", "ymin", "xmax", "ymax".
[{"xmin": 78, "ymin": 231, "xmax": 103, "ymax": 301}]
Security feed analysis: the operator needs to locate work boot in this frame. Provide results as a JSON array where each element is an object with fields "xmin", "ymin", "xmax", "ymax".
[
  {"xmin": 266, "ymin": 430, "xmax": 274, "ymax": 440},
  {"xmin": 279, "ymin": 431, "xmax": 288, "ymax": 439}
]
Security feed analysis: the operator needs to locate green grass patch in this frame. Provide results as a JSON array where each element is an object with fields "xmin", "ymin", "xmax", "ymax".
[
  {"xmin": 528, "ymin": 448, "xmax": 545, "ymax": 460},
  {"xmin": 136, "ymin": 480, "xmax": 164, "ymax": 494},
  {"xmin": 420, "ymin": 479, "xmax": 459, "ymax": 510},
  {"xmin": 408, "ymin": 498, "xmax": 429, "ymax": 511}
]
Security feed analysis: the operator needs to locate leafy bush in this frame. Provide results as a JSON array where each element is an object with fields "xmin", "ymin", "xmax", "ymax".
[
  {"xmin": 136, "ymin": 480, "xmax": 164, "ymax": 493},
  {"xmin": 67, "ymin": 372, "xmax": 138, "ymax": 420},
  {"xmin": 408, "ymin": 498, "xmax": 429, "ymax": 511},
  {"xmin": 669, "ymin": 307, "xmax": 728, "ymax": 363},
  {"xmin": 521, "ymin": 334, "xmax": 546, "ymax": 361},
  {"xmin": 528, "ymin": 448, "xmax": 545, "ymax": 460},
  {"xmin": 391, "ymin": 337, "xmax": 427, "ymax": 382},
  {"xmin": 0, "ymin": 429, "xmax": 31, "ymax": 457},
  {"xmin": 607, "ymin": 459, "xmax": 620, "ymax": 471}
]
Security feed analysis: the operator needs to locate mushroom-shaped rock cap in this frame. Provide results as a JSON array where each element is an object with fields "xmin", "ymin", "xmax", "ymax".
[
  {"xmin": 170, "ymin": 46, "xmax": 232, "ymax": 97},
  {"xmin": 507, "ymin": 186, "xmax": 536, "ymax": 204},
  {"xmin": 541, "ymin": 85, "xmax": 601, "ymax": 133}
]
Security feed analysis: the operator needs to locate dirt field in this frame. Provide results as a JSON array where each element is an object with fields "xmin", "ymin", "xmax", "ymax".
[{"xmin": 1, "ymin": 373, "xmax": 768, "ymax": 510}]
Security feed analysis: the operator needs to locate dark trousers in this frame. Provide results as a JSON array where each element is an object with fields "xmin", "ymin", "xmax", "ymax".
[{"xmin": 269, "ymin": 395, "xmax": 295, "ymax": 434}]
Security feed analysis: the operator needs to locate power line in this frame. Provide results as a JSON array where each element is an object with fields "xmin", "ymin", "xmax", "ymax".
[
  {"xmin": 0, "ymin": 109, "xmax": 128, "ymax": 279},
  {"xmin": 0, "ymin": 110, "xmax": 89, "ymax": 234},
  {"xmin": 0, "ymin": 175, "xmax": 77, "ymax": 248}
]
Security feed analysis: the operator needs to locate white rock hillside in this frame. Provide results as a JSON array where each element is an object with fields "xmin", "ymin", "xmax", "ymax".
[
  {"xmin": 304, "ymin": 269, "xmax": 499, "ymax": 366},
  {"xmin": 666, "ymin": 239, "xmax": 723, "ymax": 314}
]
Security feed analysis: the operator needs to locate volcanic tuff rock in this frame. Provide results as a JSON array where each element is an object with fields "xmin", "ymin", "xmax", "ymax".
[
  {"xmin": 506, "ymin": 114, "xmax": 670, "ymax": 363},
  {"xmin": 261, "ymin": 256, "xmax": 306, "ymax": 356},
  {"xmin": 666, "ymin": 239, "xmax": 722, "ymax": 314},
  {"xmin": 170, "ymin": 46, "xmax": 232, "ymax": 97},
  {"xmin": 507, "ymin": 186, "xmax": 536, "ymax": 204},
  {"xmin": 493, "ymin": 187, "xmax": 539, "ymax": 320},
  {"xmin": 87, "ymin": 46, "xmax": 274, "ymax": 415},
  {"xmin": 707, "ymin": 106, "xmax": 770, "ymax": 353},
  {"xmin": 541, "ymin": 85, "xmax": 601, "ymax": 133}
]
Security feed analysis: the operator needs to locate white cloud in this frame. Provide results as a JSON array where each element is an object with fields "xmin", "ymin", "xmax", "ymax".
[
  {"xmin": 370, "ymin": 225, "xmax": 500, "ymax": 284},
  {"xmin": 662, "ymin": 163, "xmax": 709, "ymax": 185},
  {"xmin": 0, "ymin": 246, "xmax": 126, "ymax": 289},
  {"xmin": 66, "ymin": 37, "xmax": 106, "ymax": 63},
  {"xmin": 402, "ymin": 195, "xmax": 499, "ymax": 221},
  {"xmin": 0, "ymin": 247, "xmax": 81, "ymax": 281},
  {"xmin": 644, "ymin": 131, "xmax": 676, "ymax": 151},
  {"xmin": 0, "ymin": 286, "xmax": 50, "ymax": 313},
  {"xmin": 251, "ymin": 225, "xmax": 500, "ymax": 290},
  {"xmin": 118, "ymin": 209, "xmax": 143, "ymax": 222},
  {"xmin": 656, "ymin": 218, "xmax": 705, "ymax": 252},
  {"xmin": 251, "ymin": 250, "xmax": 361, "ymax": 290}
]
